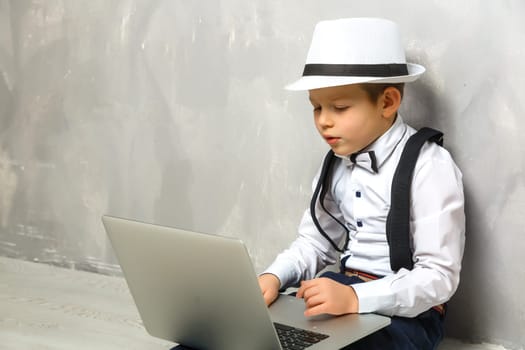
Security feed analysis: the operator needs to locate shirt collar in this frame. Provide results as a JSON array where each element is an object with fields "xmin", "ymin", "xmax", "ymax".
[{"xmin": 336, "ymin": 114, "xmax": 408, "ymax": 173}]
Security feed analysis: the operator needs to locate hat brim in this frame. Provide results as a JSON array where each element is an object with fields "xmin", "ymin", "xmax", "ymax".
[{"xmin": 284, "ymin": 63, "xmax": 425, "ymax": 91}]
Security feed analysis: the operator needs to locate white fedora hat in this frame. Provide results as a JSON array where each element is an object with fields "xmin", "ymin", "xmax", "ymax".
[{"xmin": 285, "ymin": 18, "xmax": 425, "ymax": 91}]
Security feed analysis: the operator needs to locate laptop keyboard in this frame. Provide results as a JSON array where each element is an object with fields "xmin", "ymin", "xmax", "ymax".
[{"xmin": 274, "ymin": 322, "xmax": 329, "ymax": 349}]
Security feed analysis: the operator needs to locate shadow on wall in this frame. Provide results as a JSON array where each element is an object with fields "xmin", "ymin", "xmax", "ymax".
[
  {"xmin": 445, "ymin": 185, "xmax": 481, "ymax": 342},
  {"xmin": 407, "ymin": 81, "xmax": 503, "ymax": 345},
  {"xmin": 402, "ymin": 80, "xmax": 480, "ymax": 341}
]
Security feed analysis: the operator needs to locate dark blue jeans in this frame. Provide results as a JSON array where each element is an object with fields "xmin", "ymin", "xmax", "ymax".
[
  {"xmin": 171, "ymin": 271, "xmax": 444, "ymax": 350},
  {"xmin": 321, "ymin": 271, "xmax": 445, "ymax": 350}
]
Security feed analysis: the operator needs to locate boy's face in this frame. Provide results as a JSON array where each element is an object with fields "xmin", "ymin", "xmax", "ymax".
[{"xmin": 309, "ymin": 84, "xmax": 395, "ymax": 156}]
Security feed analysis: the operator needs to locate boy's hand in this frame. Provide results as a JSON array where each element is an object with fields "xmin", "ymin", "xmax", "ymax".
[
  {"xmin": 258, "ymin": 273, "xmax": 281, "ymax": 306},
  {"xmin": 296, "ymin": 277, "xmax": 359, "ymax": 317}
]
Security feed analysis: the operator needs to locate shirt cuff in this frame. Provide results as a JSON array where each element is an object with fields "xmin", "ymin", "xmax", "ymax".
[
  {"xmin": 261, "ymin": 258, "xmax": 300, "ymax": 291},
  {"xmin": 351, "ymin": 277, "xmax": 397, "ymax": 316}
]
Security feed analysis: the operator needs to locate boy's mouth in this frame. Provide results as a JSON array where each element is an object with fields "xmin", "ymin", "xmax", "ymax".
[{"xmin": 324, "ymin": 136, "xmax": 341, "ymax": 145}]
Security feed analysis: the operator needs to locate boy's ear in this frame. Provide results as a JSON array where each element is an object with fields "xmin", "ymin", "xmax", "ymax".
[{"xmin": 381, "ymin": 87, "xmax": 402, "ymax": 119}]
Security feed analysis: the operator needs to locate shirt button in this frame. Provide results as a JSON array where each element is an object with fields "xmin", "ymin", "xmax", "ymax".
[
  {"xmin": 356, "ymin": 191, "xmax": 361, "ymax": 198},
  {"xmin": 357, "ymin": 220, "xmax": 363, "ymax": 227}
]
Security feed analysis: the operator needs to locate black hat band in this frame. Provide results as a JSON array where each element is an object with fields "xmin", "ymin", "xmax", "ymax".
[{"xmin": 302, "ymin": 63, "xmax": 408, "ymax": 77}]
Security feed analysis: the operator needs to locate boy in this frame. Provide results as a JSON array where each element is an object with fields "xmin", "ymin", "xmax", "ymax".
[{"xmin": 258, "ymin": 18, "xmax": 465, "ymax": 349}]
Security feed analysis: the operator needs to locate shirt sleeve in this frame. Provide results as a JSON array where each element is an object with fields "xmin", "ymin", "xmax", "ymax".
[
  {"xmin": 262, "ymin": 163, "xmax": 347, "ymax": 290},
  {"xmin": 351, "ymin": 146, "xmax": 466, "ymax": 317}
]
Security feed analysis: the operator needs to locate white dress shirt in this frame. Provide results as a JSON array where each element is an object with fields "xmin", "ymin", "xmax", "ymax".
[{"xmin": 264, "ymin": 115, "xmax": 465, "ymax": 317}]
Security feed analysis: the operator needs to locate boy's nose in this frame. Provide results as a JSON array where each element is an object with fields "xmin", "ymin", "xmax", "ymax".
[{"xmin": 317, "ymin": 111, "xmax": 334, "ymax": 128}]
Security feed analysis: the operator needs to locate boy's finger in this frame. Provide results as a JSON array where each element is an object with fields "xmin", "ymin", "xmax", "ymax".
[
  {"xmin": 296, "ymin": 279, "xmax": 316, "ymax": 298},
  {"xmin": 297, "ymin": 283, "xmax": 320, "ymax": 301},
  {"xmin": 262, "ymin": 291, "xmax": 269, "ymax": 303},
  {"xmin": 262, "ymin": 291, "xmax": 276, "ymax": 306},
  {"xmin": 296, "ymin": 282, "xmax": 306, "ymax": 298},
  {"xmin": 304, "ymin": 302, "xmax": 327, "ymax": 317},
  {"xmin": 303, "ymin": 294, "xmax": 324, "ymax": 309}
]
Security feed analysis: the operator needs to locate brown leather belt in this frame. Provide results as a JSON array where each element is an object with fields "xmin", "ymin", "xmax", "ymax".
[
  {"xmin": 344, "ymin": 269, "xmax": 381, "ymax": 282},
  {"xmin": 344, "ymin": 269, "xmax": 445, "ymax": 316}
]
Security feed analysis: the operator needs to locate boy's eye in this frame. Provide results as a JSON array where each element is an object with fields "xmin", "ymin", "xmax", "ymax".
[
  {"xmin": 313, "ymin": 106, "xmax": 322, "ymax": 112},
  {"xmin": 334, "ymin": 106, "xmax": 349, "ymax": 112}
]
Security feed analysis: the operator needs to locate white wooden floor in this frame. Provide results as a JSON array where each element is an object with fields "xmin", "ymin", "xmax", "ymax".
[{"xmin": 0, "ymin": 257, "xmax": 506, "ymax": 350}]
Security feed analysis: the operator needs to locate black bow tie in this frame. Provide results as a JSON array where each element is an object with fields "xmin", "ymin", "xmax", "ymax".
[{"xmin": 349, "ymin": 150, "xmax": 379, "ymax": 173}]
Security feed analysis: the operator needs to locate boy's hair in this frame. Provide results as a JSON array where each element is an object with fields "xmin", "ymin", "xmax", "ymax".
[{"xmin": 360, "ymin": 83, "xmax": 405, "ymax": 103}]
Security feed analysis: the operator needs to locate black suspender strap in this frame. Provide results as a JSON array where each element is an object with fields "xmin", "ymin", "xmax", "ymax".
[
  {"xmin": 310, "ymin": 150, "xmax": 349, "ymax": 253},
  {"xmin": 386, "ymin": 127, "xmax": 444, "ymax": 272}
]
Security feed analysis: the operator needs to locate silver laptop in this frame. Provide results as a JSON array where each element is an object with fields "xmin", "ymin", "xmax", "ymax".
[{"xmin": 102, "ymin": 215, "xmax": 390, "ymax": 350}]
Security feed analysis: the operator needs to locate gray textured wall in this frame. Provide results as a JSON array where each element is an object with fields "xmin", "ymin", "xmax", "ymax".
[{"xmin": 0, "ymin": 0, "xmax": 524, "ymax": 348}]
